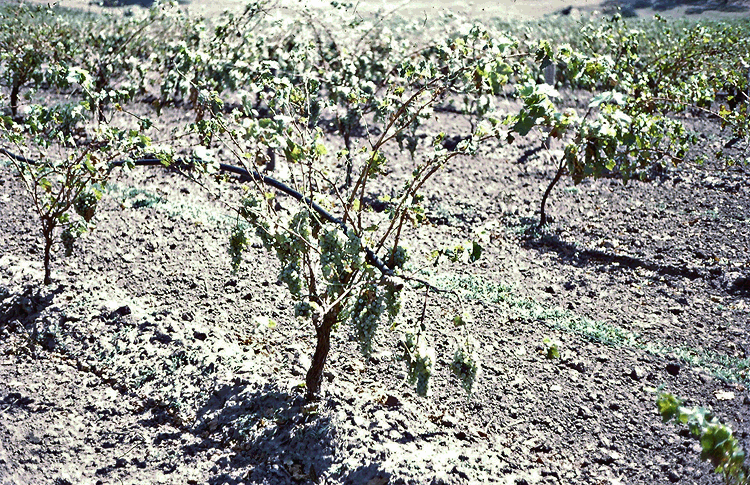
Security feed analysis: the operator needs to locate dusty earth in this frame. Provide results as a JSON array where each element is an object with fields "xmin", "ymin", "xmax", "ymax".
[
  {"xmin": 27, "ymin": 0, "xmax": 750, "ymax": 21},
  {"xmin": 2, "ymin": 2, "xmax": 750, "ymax": 485}
]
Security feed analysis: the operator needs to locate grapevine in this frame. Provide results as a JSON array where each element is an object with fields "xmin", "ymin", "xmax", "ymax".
[
  {"xmin": 450, "ymin": 337, "xmax": 480, "ymax": 394},
  {"xmin": 3, "ymin": 0, "xmax": 748, "ymax": 405}
]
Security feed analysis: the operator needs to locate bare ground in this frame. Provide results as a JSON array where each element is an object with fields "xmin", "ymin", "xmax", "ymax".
[
  {"xmin": 2, "ymin": 96, "xmax": 750, "ymax": 485},
  {"xmin": 1, "ymin": 2, "xmax": 750, "ymax": 484}
]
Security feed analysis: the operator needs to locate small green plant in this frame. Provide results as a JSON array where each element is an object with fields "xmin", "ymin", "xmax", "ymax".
[
  {"xmin": 2, "ymin": 111, "xmax": 108, "ymax": 284},
  {"xmin": 657, "ymin": 392, "xmax": 749, "ymax": 485},
  {"xmin": 542, "ymin": 336, "xmax": 560, "ymax": 359},
  {"xmin": 1, "ymin": 96, "xmax": 152, "ymax": 284}
]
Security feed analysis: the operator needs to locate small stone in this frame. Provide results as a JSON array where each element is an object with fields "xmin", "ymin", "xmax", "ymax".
[
  {"xmin": 667, "ymin": 307, "xmax": 683, "ymax": 315},
  {"xmin": 699, "ymin": 373, "xmax": 713, "ymax": 384},
  {"xmin": 743, "ymin": 395, "xmax": 750, "ymax": 405},
  {"xmin": 577, "ymin": 406, "xmax": 593, "ymax": 419},
  {"xmin": 296, "ymin": 353, "xmax": 311, "ymax": 371},
  {"xmin": 440, "ymin": 414, "xmax": 457, "ymax": 427},
  {"xmin": 715, "ymin": 391, "xmax": 735, "ymax": 401},
  {"xmin": 667, "ymin": 470, "xmax": 681, "ymax": 482},
  {"xmin": 566, "ymin": 359, "xmax": 586, "ymax": 373},
  {"xmin": 104, "ymin": 302, "xmax": 131, "ymax": 320},
  {"xmin": 666, "ymin": 362, "xmax": 681, "ymax": 376},
  {"xmin": 193, "ymin": 329, "xmax": 208, "ymax": 341},
  {"xmin": 351, "ymin": 415, "xmax": 366, "ymax": 427},
  {"xmin": 593, "ymin": 450, "xmax": 619, "ymax": 465},
  {"xmin": 629, "ymin": 367, "xmax": 645, "ymax": 381}
]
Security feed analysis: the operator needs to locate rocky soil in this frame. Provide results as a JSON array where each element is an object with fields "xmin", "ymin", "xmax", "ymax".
[
  {"xmin": 2, "ymin": 3, "xmax": 750, "ymax": 485},
  {"xmin": 2, "ymin": 99, "xmax": 750, "ymax": 485}
]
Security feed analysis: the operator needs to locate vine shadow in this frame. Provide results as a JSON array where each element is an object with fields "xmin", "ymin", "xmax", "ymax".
[
  {"xmin": 0, "ymin": 284, "xmax": 67, "ymax": 350},
  {"xmin": 601, "ymin": 0, "xmax": 747, "ymax": 15},
  {"xmin": 91, "ymin": 0, "xmax": 162, "ymax": 7},
  {"xmin": 141, "ymin": 380, "xmax": 395, "ymax": 484},
  {"xmin": 521, "ymin": 227, "xmax": 709, "ymax": 282},
  {"xmin": 175, "ymin": 381, "xmax": 337, "ymax": 484}
]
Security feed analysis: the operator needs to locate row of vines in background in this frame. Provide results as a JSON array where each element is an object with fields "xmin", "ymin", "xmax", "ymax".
[{"xmin": 1, "ymin": 0, "xmax": 749, "ymax": 409}]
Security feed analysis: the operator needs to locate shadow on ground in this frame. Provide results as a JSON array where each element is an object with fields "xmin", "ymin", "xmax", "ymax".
[
  {"xmin": 522, "ymin": 229, "xmax": 708, "ymax": 280},
  {"xmin": 0, "ymin": 284, "xmax": 68, "ymax": 351},
  {"xmin": 602, "ymin": 0, "xmax": 748, "ymax": 15},
  {"xmin": 91, "ymin": 0, "xmax": 156, "ymax": 6},
  {"xmin": 156, "ymin": 381, "xmax": 391, "ymax": 484},
  {"xmin": 524, "ymin": 225, "xmax": 749, "ymax": 294}
]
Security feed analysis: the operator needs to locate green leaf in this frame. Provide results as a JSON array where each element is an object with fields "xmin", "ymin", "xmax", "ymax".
[
  {"xmin": 546, "ymin": 344, "xmax": 560, "ymax": 359},
  {"xmin": 512, "ymin": 112, "xmax": 536, "ymax": 136},
  {"xmin": 470, "ymin": 241, "xmax": 482, "ymax": 263}
]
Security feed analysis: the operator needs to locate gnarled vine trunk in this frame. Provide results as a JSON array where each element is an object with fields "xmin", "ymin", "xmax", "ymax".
[
  {"xmin": 305, "ymin": 309, "xmax": 338, "ymax": 401},
  {"xmin": 10, "ymin": 82, "xmax": 20, "ymax": 119},
  {"xmin": 42, "ymin": 221, "xmax": 54, "ymax": 285},
  {"xmin": 539, "ymin": 156, "xmax": 566, "ymax": 227}
]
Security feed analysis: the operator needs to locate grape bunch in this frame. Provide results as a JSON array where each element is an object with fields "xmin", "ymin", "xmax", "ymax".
[
  {"xmin": 239, "ymin": 195, "xmax": 275, "ymax": 250},
  {"xmin": 60, "ymin": 222, "xmax": 86, "ymax": 257},
  {"xmin": 61, "ymin": 227, "xmax": 76, "ymax": 257},
  {"xmin": 450, "ymin": 337, "xmax": 480, "ymax": 394},
  {"xmin": 348, "ymin": 288, "xmax": 385, "ymax": 356},
  {"xmin": 74, "ymin": 191, "xmax": 98, "ymax": 223},
  {"xmin": 319, "ymin": 226, "xmax": 363, "ymax": 288},
  {"xmin": 295, "ymin": 299, "xmax": 321, "ymax": 320},
  {"xmin": 319, "ymin": 227, "xmax": 346, "ymax": 281},
  {"xmin": 228, "ymin": 224, "xmax": 248, "ymax": 269},
  {"xmin": 390, "ymin": 245, "xmax": 408, "ymax": 270},
  {"xmin": 383, "ymin": 282, "xmax": 402, "ymax": 326},
  {"xmin": 409, "ymin": 340, "xmax": 434, "ymax": 397},
  {"xmin": 289, "ymin": 209, "xmax": 314, "ymax": 246},
  {"xmin": 279, "ymin": 261, "xmax": 302, "ymax": 297},
  {"xmin": 400, "ymin": 332, "xmax": 434, "ymax": 396}
]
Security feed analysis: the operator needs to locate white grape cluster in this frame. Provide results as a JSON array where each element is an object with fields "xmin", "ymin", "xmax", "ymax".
[
  {"xmin": 61, "ymin": 227, "xmax": 76, "ymax": 257},
  {"xmin": 273, "ymin": 210, "xmax": 312, "ymax": 263},
  {"xmin": 383, "ymin": 282, "xmax": 401, "ymax": 326},
  {"xmin": 391, "ymin": 245, "xmax": 408, "ymax": 269},
  {"xmin": 239, "ymin": 195, "xmax": 275, "ymax": 250},
  {"xmin": 294, "ymin": 299, "xmax": 321, "ymax": 320},
  {"xmin": 450, "ymin": 337, "xmax": 480, "ymax": 394},
  {"xmin": 348, "ymin": 288, "xmax": 385, "ymax": 356},
  {"xmin": 409, "ymin": 339, "xmax": 434, "ymax": 397},
  {"xmin": 279, "ymin": 261, "xmax": 302, "ymax": 297},
  {"xmin": 289, "ymin": 210, "xmax": 314, "ymax": 246},
  {"xmin": 228, "ymin": 224, "xmax": 248, "ymax": 268},
  {"xmin": 400, "ymin": 332, "xmax": 434, "ymax": 396},
  {"xmin": 319, "ymin": 226, "xmax": 363, "ymax": 288},
  {"xmin": 268, "ymin": 210, "xmax": 318, "ymax": 299},
  {"xmin": 60, "ymin": 223, "xmax": 86, "ymax": 257},
  {"xmin": 74, "ymin": 191, "xmax": 98, "ymax": 223}
]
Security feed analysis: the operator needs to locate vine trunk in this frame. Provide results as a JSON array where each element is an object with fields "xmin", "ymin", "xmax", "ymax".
[{"xmin": 305, "ymin": 309, "xmax": 338, "ymax": 401}]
